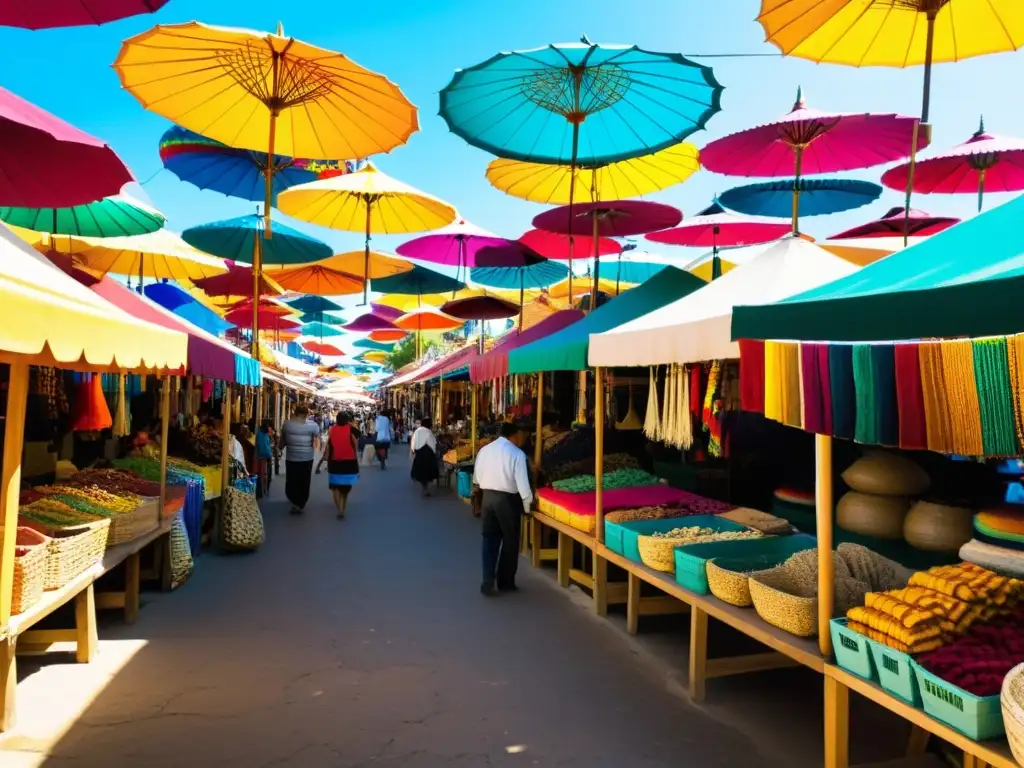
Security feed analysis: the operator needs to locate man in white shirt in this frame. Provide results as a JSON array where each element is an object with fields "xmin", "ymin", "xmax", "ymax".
[{"xmin": 473, "ymin": 422, "xmax": 533, "ymax": 596}]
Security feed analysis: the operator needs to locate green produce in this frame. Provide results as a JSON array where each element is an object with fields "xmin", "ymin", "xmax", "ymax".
[{"xmin": 551, "ymin": 468, "xmax": 659, "ymax": 493}]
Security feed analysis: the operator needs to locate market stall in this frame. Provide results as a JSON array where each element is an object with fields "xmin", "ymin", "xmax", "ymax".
[
  {"xmin": 0, "ymin": 222, "xmax": 189, "ymax": 730},
  {"xmin": 732, "ymin": 195, "xmax": 1024, "ymax": 767}
]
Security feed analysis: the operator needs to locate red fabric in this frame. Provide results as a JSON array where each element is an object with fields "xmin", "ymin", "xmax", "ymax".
[
  {"xmin": 815, "ymin": 344, "xmax": 833, "ymax": 435},
  {"xmin": 329, "ymin": 425, "xmax": 356, "ymax": 461},
  {"xmin": 801, "ymin": 343, "xmax": 835, "ymax": 434},
  {"xmin": 70, "ymin": 375, "xmax": 112, "ymax": 432},
  {"xmin": 690, "ymin": 365, "xmax": 703, "ymax": 417},
  {"xmin": 894, "ymin": 343, "xmax": 927, "ymax": 450},
  {"xmin": 738, "ymin": 339, "xmax": 765, "ymax": 413}
]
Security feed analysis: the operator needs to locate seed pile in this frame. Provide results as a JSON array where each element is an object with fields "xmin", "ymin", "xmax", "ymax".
[
  {"xmin": 551, "ymin": 468, "xmax": 659, "ymax": 493},
  {"xmin": 650, "ymin": 526, "xmax": 762, "ymax": 544}
]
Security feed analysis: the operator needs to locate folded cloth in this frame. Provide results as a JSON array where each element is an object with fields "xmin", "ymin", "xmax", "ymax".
[
  {"xmin": 829, "ymin": 345, "xmax": 855, "ymax": 440},
  {"xmin": 919, "ymin": 343, "xmax": 954, "ymax": 454},
  {"xmin": 972, "ymin": 338, "xmax": 1017, "ymax": 456},
  {"xmin": 941, "ymin": 340, "xmax": 984, "ymax": 456},
  {"xmin": 800, "ymin": 343, "xmax": 830, "ymax": 435},
  {"xmin": 959, "ymin": 538, "xmax": 1024, "ymax": 578},
  {"xmin": 765, "ymin": 341, "xmax": 801, "ymax": 428},
  {"xmin": 894, "ymin": 343, "xmax": 927, "ymax": 451},
  {"xmin": 738, "ymin": 339, "xmax": 766, "ymax": 414}
]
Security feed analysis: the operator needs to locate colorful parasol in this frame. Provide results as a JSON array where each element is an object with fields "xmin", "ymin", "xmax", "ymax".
[
  {"xmin": 315, "ymin": 250, "xmax": 413, "ymax": 279},
  {"xmin": 371, "ymin": 264, "xmax": 465, "ymax": 296},
  {"xmin": 700, "ymin": 89, "xmax": 923, "ymax": 232},
  {"xmin": 344, "ymin": 314, "xmax": 398, "ymax": 333},
  {"xmin": 395, "ymin": 309, "xmax": 464, "ymax": 332},
  {"xmin": 286, "ymin": 295, "xmax": 341, "ymax": 314},
  {"xmin": 354, "ymin": 338, "xmax": 396, "ymax": 351},
  {"xmin": 192, "ymin": 262, "xmax": 281, "ymax": 301},
  {"xmin": 182, "ymin": 213, "xmax": 331, "ymax": 267},
  {"xmin": 441, "ymin": 295, "xmax": 519, "ymax": 322},
  {"xmin": 303, "ymin": 322, "xmax": 344, "ymax": 338},
  {"xmin": 0, "ymin": 193, "xmax": 164, "ymax": 238},
  {"xmin": 829, "ymin": 206, "xmax": 960, "ymax": 239},
  {"xmin": 277, "ymin": 162, "xmax": 457, "ymax": 303},
  {"xmin": 303, "ymin": 341, "xmax": 344, "ymax": 356},
  {"xmin": 646, "ymin": 200, "xmax": 790, "ymax": 279},
  {"xmin": 225, "ymin": 297, "xmax": 290, "ymax": 315},
  {"xmin": 0, "ymin": 86, "xmax": 133, "ymax": 208},
  {"xmin": 370, "ymin": 303, "xmax": 403, "ymax": 321},
  {"xmin": 1, "ymin": 0, "xmax": 169, "ymax": 29},
  {"xmin": 880, "ymin": 119, "xmax": 1024, "ymax": 212},
  {"xmin": 225, "ymin": 307, "xmax": 299, "ymax": 332},
  {"xmin": 369, "ymin": 329, "xmax": 407, "ymax": 343},
  {"xmin": 297, "ymin": 312, "xmax": 344, "ymax": 326},
  {"xmin": 519, "ymin": 229, "xmax": 621, "ymax": 261},
  {"xmin": 359, "ymin": 350, "xmax": 391, "ymax": 364},
  {"xmin": 264, "ymin": 264, "xmax": 364, "ymax": 296},
  {"xmin": 719, "ymin": 179, "xmax": 882, "ymax": 221}
]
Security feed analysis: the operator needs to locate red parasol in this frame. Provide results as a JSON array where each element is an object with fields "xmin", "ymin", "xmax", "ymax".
[
  {"xmin": 303, "ymin": 341, "xmax": 344, "ymax": 356},
  {"xmin": 829, "ymin": 206, "xmax": 960, "ymax": 240},
  {"xmin": 0, "ymin": 1, "xmax": 169, "ymax": 29},
  {"xmin": 369, "ymin": 329, "xmax": 407, "ymax": 342},
  {"xmin": 519, "ymin": 229, "xmax": 621, "ymax": 261},
  {"xmin": 193, "ymin": 262, "xmax": 279, "ymax": 298},
  {"xmin": 224, "ymin": 308, "xmax": 299, "ymax": 332}
]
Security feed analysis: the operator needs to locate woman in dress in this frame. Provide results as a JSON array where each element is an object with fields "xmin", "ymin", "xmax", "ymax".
[
  {"xmin": 326, "ymin": 412, "xmax": 359, "ymax": 518},
  {"xmin": 409, "ymin": 417, "xmax": 439, "ymax": 497}
]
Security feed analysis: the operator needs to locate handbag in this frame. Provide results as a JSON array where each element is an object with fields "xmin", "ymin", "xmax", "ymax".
[{"xmin": 221, "ymin": 486, "xmax": 265, "ymax": 551}]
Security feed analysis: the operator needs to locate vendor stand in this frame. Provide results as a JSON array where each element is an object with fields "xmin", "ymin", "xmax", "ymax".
[
  {"xmin": 731, "ymin": 198, "xmax": 1024, "ymax": 767},
  {"xmin": 0, "ymin": 224, "xmax": 188, "ymax": 730}
]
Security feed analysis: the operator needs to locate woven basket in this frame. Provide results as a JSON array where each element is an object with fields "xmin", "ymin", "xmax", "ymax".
[
  {"xmin": 706, "ymin": 559, "xmax": 754, "ymax": 607},
  {"xmin": 748, "ymin": 566, "xmax": 818, "ymax": 637},
  {"xmin": 108, "ymin": 498, "xmax": 160, "ymax": 546},
  {"xmin": 12, "ymin": 528, "xmax": 48, "ymax": 614},
  {"xmin": 605, "ymin": 506, "xmax": 683, "ymax": 525},
  {"xmin": 1003, "ymin": 662, "xmax": 1024, "ymax": 767},
  {"xmin": 567, "ymin": 512, "xmax": 595, "ymax": 534},
  {"xmin": 23, "ymin": 518, "xmax": 110, "ymax": 589},
  {"xmin": 637, "ymin": 535, "xmax": 686, "ymax": 572}
]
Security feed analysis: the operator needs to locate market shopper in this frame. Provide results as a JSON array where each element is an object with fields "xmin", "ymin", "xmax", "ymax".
[
  {"xmin": 473, "ymin": 422, "xmax": 533, "ymax": 596},
  {"xmin": 409, "ymin": 417, "xmax": 439, "ymax": 496},
  {"xmin": 279, "ymin": 403, "xmax": 321, "ymax": 514},
  {"xmin": 325, "ymin": 412, "xmax": 360, "ymax": 518},
  {"xmin": 256, "ymin": 420, "xmax": 273, "ymax": 497},
  {"xmin": 373, "ymin": 409, "xmax": 394, "ymax": 470}
]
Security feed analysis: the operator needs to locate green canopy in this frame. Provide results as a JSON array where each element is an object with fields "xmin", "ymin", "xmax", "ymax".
[
  {"xmin": 508, "ymin": 267, "xmax": 705, "ymax": 373},
  {"xmin": 732, "ymin": 194, "xmax": 1024, "ymax": 342}
]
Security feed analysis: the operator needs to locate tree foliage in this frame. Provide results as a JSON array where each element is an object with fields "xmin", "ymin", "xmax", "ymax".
[{"xmin": 387, "ymin": 334, "xmax": 439, "ymax": 372}]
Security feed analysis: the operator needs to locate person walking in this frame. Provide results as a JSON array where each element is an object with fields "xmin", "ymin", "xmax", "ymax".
[
  {"xmin": 325, "ymin": 412, "xmax": 359, "ymax": 518},
  {"xmin": 256, "ymin": 420, "xmax": 273, "ymax": 497},
  {"xmin": 373, "ymin": 409, "xmax": 394, "ymax": 470},
  {"xmin": 278, "ymin": 403, "xmax": 320, "ymax": 514},
  {"xmin": 409, "ymin": 417, "xmax": 439, "ymax": 497},
  {"xmin": 473, "ymin": 422, "xmax": 533, "ymax": 596}
]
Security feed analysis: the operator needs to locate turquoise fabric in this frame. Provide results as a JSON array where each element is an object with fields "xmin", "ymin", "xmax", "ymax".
[
  {"xmin": 507, "ymin": 267, "xmax": 706, "ymax": 373},
  {"xmin": 731, "ymin": 193, "xmax": 1024, "ymax": 342}
]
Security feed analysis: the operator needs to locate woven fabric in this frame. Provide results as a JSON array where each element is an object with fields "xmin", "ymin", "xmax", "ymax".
[
  {"xmin": 852, "ymin": 345, "xmax": 877, "ymax": 444},
  {"xmin": 894, "ymin": 344, "xmax": 927, "ymax": 451},
  {"xmin": 738, "ymin": 338, "xmax": 765, "ymax": 413},
  {"xmin": 764, "ymin": 341, "xmax": 801, "ymax": 427},
  {"xmin": 800, "ymin": 343, "xmax": 828, "ymax": 434},
  {"xmin": 972, "ymin": 338, "xmax": 1018, "ymax": 456},
  {"xmin": 1006, "ymin": 334, "xmax": 1024, "ymax": 453},
  {"xmin": 871, "ymin": 345, "xmax": 899, "ymax": 446},
  {"xmin": 940, "ymin": 340, "xmax": 984, "ymax": 456},
  {"xmin": 828, "ymin": 345, "xmax": 855, "ymax": 440},
  {"xmin": 690, "ymin": 365, "xmax": 702, "ymax": 418},
  {"xmin": 918, "ymin": 344, "xmax": 953, "ymax": 454}
]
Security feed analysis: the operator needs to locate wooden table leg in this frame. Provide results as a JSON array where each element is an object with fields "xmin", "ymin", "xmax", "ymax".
[
  {"xmin": 593, "ymin": 554, "xmax": 608, "ymax": 617},
  {"xmin": 74, "ymin": 584, "xmax": 98, "ymax": 663},
  {"xmin": 556, "ymin": 532, "xmax": 571, "ymax": 588},
  {"xmin": 626, "ymin": 572, "xmax": 641, "ymax": 635},
  {"xmin": 0, "ymin": 636, "xmax": 16, "ymax": 732},
  {"xmin": 688, "ymin": 606, "xmax": 709, "ymax": 703},
  {"xmin": 906, "ymin": 725, "xmax": 929, "ymax": 757},
  {"xmin": 124, "ymin": 552, "xmax": 141, "ymax": 624},
  {"xmin": 530, "ymin": 517, "xmax": 541, "ymax": 568},
  {"xmin": 824, "ymin": 674, "xmax": 850, "ymax": 768}
]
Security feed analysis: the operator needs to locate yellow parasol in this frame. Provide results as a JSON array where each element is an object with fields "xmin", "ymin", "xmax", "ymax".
[
  {"xmin": 547, "ymin": 277, "xmax": 631, "ymax": 300},
  {"xmin": 277, "ymin": 162, "xmax": 457, "ymax": 303},
  {"xmin": 315, "ymin": 250, "xmax": 414, "ymax": 279},
  {"xmin": 40, "ymin": 229, "xmax": 228, "ymax": 288}
]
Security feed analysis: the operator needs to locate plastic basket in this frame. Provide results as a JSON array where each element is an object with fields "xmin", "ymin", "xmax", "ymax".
[
  {"xmin": 606, "ymin": 514, "xmax": 734, "ymax": 564},
  {"xmin": 911, "ymin": 660, "xmax": 1005, "ymax": 740},
  {"xmin": 674, "ymin": 533, "xmax": 815, "ymax": 596},
  {"xmin": 638, "ymin": 515, "xmax": 752, "ymax": 573},
  {"xmin": 457, "ymin": 469, "xmax": 473, "ymax": 499},
  {"xmin": 865, "ymin": 638, "xmax": 920, "ymax": 706},
  {"xmin": 830, "ymin": 619, "xmax": 877, "ymax": 682}
]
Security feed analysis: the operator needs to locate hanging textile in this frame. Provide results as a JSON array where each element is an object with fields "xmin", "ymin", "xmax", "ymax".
[
  {"xmin": 828, "ymin": 345, "xmax": 855, "ymax": 440},
  {"xmin": 738, "ymin": 339, "xmax": 765, "ymax": 414},
  {"xmin": 703, "ymin": 361, "xmax": 722, "ymax": 456},
  {"xmin": 689, "ymin": 365, "xmax": 702, "ymax": 419},
  {"xmin": 852, "ymin": 345, "xmax": 898, "ymax": 447},
  {"xmin": 940, "ymin": 340, "xmax": 984, "ymax": 456},
  {"xmin": 972, "ymin": 338, "xmax": 1017, "ymax": 456},
  {"xmin": 800, "ymin": 344, "xmax": 830, "ymax": 435},
  {"xmin": 918, "ymin": 343, "xmax": 953, "ymax": 453},
  {"xmin": 893, "ymin": 344, "xmax": 927, "ymax": 451},
  {"xmin": 662, "ymin": 365, "xmax": 677, "ymax": 446},
  {"xmin": 764, "ymin": 342, "xmax": 800, "ymax": 428},
  {"xmin": 1007, "ymin": 334, "xmax": 1024, "ymax": 452},
  {"xmin": 679, "ymin": 364, "xmax": 692, "ymax": 449},
  {"xmin": 112, "ymin": 374, "xmax": 129, "ymax": 438},
  {"xmin": 643, "ymin": 367, "xmax": 661, "ymax": 441},
  {"xmin": 70, "ymin": 374, "xmax": 113, "ymax": 432}
]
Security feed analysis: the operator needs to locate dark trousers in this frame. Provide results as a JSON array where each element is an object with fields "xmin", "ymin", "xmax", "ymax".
[
  {"xmin": 481, "ymin": 490, "xmax": 522, "ymax": 589},
  {"xmin": 285, "ymin": 460, "xmax": 314, "ymax": 509}
]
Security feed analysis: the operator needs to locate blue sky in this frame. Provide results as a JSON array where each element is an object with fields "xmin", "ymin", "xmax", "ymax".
[{"xmin": 2, "ymin": 0, "xmax": 1022, "ymax": 308}]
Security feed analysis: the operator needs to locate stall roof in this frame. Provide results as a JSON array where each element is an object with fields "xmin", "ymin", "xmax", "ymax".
[
  {"xmin": 508, "ymin": 267, "xmax": 706, "ymax": 374},
  {"xmin": 90, "ymin": 277, "xmax": 260, "ymax": 385},
  {"xmin": 0, "ymin": 223, "xmax": 186, "ymax": 371},
  {"xmin": 411, "ymin": 344, "xmax": 481, "ymax": 383},
  {"xmin": 731, "ymin": 196, "xmax": 1024, "ymax": 342},
  {"xmin": 589, "ymin": 237, "xmax": 858, "ymax": 366},
  {"xmin": 471, "ymin": 310, "xmax": 583, "ymax": 382}
]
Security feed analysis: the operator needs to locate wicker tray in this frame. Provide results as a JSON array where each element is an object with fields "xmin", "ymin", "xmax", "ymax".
[
  {"xmin": 22, "ymin": 518, "xmax": 110, "ymax": 590},
  {"xmin": 12, "ymin": 527, "xmax": 48, "ymax": 614},
  {"xmin": 747, "ymin": 566, "xmax": 818, "ymax": 637},
  {"xmin": 1001, "ymin": 662, "xmax": 1024, "ymax": 766},
  {"xmin": 108, "ymin": 498, "xmax": 160, "ymax": 546}
]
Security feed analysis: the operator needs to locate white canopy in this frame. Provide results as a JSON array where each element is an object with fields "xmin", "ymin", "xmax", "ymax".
[{"xmin": 587, "ymin": 236, "xmax": 859, "ymax": 367}]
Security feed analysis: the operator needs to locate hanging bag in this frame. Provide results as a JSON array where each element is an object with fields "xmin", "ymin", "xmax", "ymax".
[{"xmin": 220, "ymin": 486, "xmax": 265, "ymax": 551}]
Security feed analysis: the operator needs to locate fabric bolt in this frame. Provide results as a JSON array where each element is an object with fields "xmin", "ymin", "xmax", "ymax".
[
  {"xmin": 940, "ymin": 340, "xmax": 985, "ymax": 457},
  {"xmin": 852, "ymin": 345, "xmax": 877, "ymax": 444},
  {"xmin": 815, "ymin": 344, "xmax": 833, "ymax": 436},
  {"xmin": 1007, "ymin": 333, "xmax": 1024, "ymax": 451},
  {"xmin": 893, "ymin": 344, "xmax": 927, "ymax": 451},
  {"xmin": 828, "ymin": 345, "xmax": 855, "ymax": 440},
  {"xmin": 738, "ymin": 338, "xmax": 766, "ymax": 413},
  {"xmin": 971, "ymin": 338, "xmax": 1018, "ymax": 456},
  {"xmin": 800, "ymin": 343, "xmax": 829, "ymax": 434},
  {"xmin": 918, "ymin": 344, "xmax": 954, "ymax": 454},
  {"xmin": 764, "ymin": 342, "xmax": 801, "ymax": 428},
  {"xmin": 870, "ymin": 345, "xmax": 899, "ymax": 446},
  {"xmin": 689, "ymin": 365, "xmax": 703, "ymax": 419}
]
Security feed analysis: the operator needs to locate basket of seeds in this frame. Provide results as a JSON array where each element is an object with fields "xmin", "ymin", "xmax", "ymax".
[{"xmin": 636, "ymin": 515, "xmax": 760, "ymax": 573}]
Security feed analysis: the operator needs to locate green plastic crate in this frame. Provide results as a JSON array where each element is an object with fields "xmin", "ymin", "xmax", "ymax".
[
  {"xmin": 866, "ymin": 638, "xmax": 920, "ymax": 706},
  {"xmin": 604, "ymin": 515, "xmax": 733, "ymax": 564},
  {"xmin": 830, "ymin": 619, "xmax": 877, "ymax": 682},
  {"xmin": 911, "ymin": 660, "xmax": 1005, "ymax": 740},
  {"xmin": 673, "ymin": 533, "xmax": 816, "ymax": 595}
]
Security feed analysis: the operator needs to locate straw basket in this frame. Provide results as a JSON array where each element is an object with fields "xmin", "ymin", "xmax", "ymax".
[
  {"xmin": 605, "ymin": 507, "xmax": 682, "ymax": 525},
  {"xmin": 706, "ymin": 560, "xmax": 754, "ymax": 607},
  {"xmin": 12, "ymin": 527, "xmax": 48, "ymax": 614},
  {"xmin": 748, "ymin": 566, "xmax": 818, "ymax": 637},
  {"xmin": 23, "ymin": 518, "xmax": 110, "ymax": 589},
  {"xmin": 637, "ymin": 535, "xmax": 686, "ymax": 573},
  {"xmin": 108, "ymin": 498, "xmax": 160, "ymax": 546},
  {"xmin": 1003, "ymin": 662, "xmax": 1024, "ymax": 766}
]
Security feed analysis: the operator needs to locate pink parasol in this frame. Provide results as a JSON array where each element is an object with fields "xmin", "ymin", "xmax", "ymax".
[
  {"xmin": 344, "ymin": 313, "xmax": 398, "ymax": 333},
  {"xmin": 829, "ymin": 206, "xmax": 960, "ymax": 240},
  {"xmin": 700, "ymin": 89, "xmax": 925, "ymax": 232},
  {"xmin": 645, "ymin": 200, "xmax": 790, "ymax": 279},
  {"xmin": 0, "ymin": 1, "xmax": 169, "ymax": 29},
  {"xmin": 370, "ymin": 303, "xmax": 403, "ymax": 321},
  {"xmin": 519, "ymin": 229, "xmax": 621, "ymax": 261},
  {"xmin": 880, "ymin": 119, "xmax": 1024, "ymax": 212},
  {"xmin": 532, "ymin": 200, "xmax": 681, "ymax": 304},
  {"xmin": 0, "ymin": 86, "xmax": 134, "ymax": 207}
]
